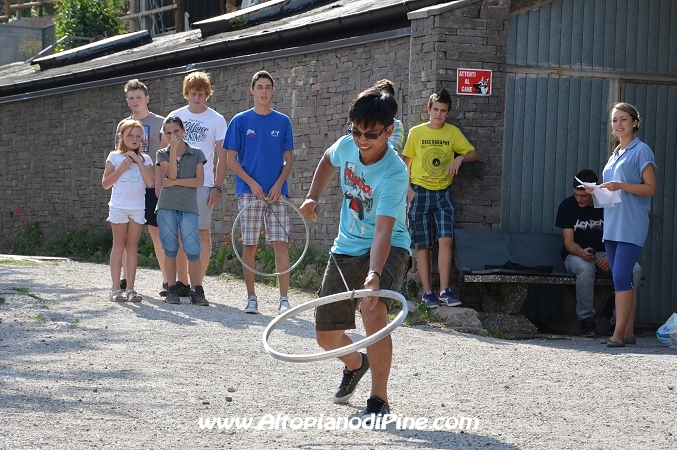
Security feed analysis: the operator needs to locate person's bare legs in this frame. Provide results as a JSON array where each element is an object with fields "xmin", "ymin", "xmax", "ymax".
[
  {"xmin": 198, "ymin": 229, "xmax": 211, "ymax": 279},
  {"xmin": 176, "ymin": 231, "xmax": 189, "ymax": 286},
  {"xmin": 612, "ymin": 289, "xmax": 634, "ymax": 343},
  {"xmin": 148, "ymin": 225, "xmax": 167, "ymax": 285},
  {"xmin": 243, "ymin": 244, "xmax": 257, "ymax": 296},
  {"xmin": 416, "ymin": 248, "xmax": 432, "ymax": 292},
  {"xmin": 123, "ymin": 220, "xmax": 144, "ymax": 290},
  {"xmin": 188, "ymin": 258, "xmax": 203, "ymax": 288},
  {"xmin": 437, "ymin": 237, "xmax": 453, "ymax": 291},
  {"xmin": 110, "ymin": 224, "xmax": 128, "ymax": 291},
  {"xmin": 362, "ymin": 300, "xmax": 391, "ymax": 402},
  {"xmin": 316, "ymin": 331, "xmax": 363, "ymax": 370},
  {"xmin": 272, "ymin": 241, "xmax": 289, "ymax": 297},
  {"xmin": 624, "ymin": 287, "xmax": 639, "ymax": 338}
]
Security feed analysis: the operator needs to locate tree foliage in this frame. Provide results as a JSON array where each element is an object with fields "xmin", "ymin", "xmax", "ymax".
[{"xmin": 54, "ymin": 0, "xmax": 127, "ymax": 49}]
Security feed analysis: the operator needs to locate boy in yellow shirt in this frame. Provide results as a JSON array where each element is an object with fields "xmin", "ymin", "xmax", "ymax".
[{"xmin": 403, "ymin": 88, "xmax": 480, "ymax": 308}]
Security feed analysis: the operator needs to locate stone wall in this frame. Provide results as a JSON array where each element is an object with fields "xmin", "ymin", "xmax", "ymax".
[
  {"xmin": 408, "ymin": 0, "xmax": 509, "ymax": 231},
  {"xmin": 0, "ymin": 0, "xmax": 509, "ymax": 254}
]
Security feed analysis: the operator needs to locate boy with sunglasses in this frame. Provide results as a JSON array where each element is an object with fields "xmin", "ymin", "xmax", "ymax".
[
  {"xmin": 299, "ymin": 88, "xmax": 411, "ymax": 426},
  {"xmin": 403, "ymin": 88, "xmax": 480, "ymax": 309}
]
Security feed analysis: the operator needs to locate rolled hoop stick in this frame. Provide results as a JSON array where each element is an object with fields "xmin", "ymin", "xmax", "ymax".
[
  {"xmin": 231, "ymin": 197, "xmax": 310, "ymax": 277},
  {"xmin": 262, "ymin": 289, "xmax": 408, "ymax": 363}
]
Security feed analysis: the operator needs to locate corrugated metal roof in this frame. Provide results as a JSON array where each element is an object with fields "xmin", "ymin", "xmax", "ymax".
[{"xmin": 0, "ymin": 0, "xmax": 444, "ymax": 98}]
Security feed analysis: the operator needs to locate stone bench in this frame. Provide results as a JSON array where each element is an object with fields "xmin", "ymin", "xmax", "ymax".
[{"xmin": 454, "ymin": 230, "xmax": 616, "ymax": 335}]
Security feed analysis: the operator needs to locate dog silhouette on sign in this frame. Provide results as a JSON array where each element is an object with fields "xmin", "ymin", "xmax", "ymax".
[{"xmin": 473, "ymin": 78, "xmax": 489, "ymax": 95}]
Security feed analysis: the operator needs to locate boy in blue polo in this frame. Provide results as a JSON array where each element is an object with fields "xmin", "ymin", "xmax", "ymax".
[{"xmin": 224, "ymin": 70, "xmax": 294, "ymax": 315}]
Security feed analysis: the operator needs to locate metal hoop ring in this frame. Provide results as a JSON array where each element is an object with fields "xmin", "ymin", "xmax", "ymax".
[
  {"xmin": 262, "ymin": 289, "xmax": 408, "ymax": 363},
  {"xmin": 231, "ymin": 198, "xmax": 310, "ymax": 277}
]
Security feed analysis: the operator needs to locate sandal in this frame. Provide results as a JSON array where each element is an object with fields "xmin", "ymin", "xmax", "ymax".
[
  {"xmin": 109, "ymin": 289, "xmax": 126, "ymax": 302},
  {"xmin": 126, "ymin": 289, "xmax": 142, "ymax": 302},
  {"xmin": 606, "ymin": 339, "xmax": 625, "ymax": 348}
]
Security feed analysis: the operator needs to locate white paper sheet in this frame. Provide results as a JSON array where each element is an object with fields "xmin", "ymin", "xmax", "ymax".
[{"xmin": 575, "ymin": 177, "xmax": 622, "ymax": 208}]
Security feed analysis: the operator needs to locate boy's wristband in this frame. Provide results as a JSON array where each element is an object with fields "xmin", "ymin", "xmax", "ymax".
[{"xmin": 367, "ymin": 270, "xmax": 381, "ymax": 280}]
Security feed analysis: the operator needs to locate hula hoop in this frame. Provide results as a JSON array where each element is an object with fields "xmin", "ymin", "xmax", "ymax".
[
  {"xmin": 262, "ymin": 289, "xmax": 408, "ymax": 363},
  {"xmin": 231, "ymin": 197, "xmax": 310, "ymax": 277}
]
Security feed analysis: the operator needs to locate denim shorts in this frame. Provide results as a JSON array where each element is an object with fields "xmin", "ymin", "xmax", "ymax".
[
  {"xmin": 156, "ymin": 209, "xmax": 201, "ymax": 261},
  {"xmin": 315, "ymin": 247, "xmax": 411, "ymax": 331},
  {"xmin": 108, "ymin": 207, "xmax": 145, "ymax": 225},
  {"xmin": 407, "ymin": 184, "xmax": 456, "ymax": 249},
  {"xmin": 237, "ymin": 194, "xmax": 290, "ymax": 245},
  {"xmin": 197, "ymin": 186, "xmax": 213, "ymax": 230}
]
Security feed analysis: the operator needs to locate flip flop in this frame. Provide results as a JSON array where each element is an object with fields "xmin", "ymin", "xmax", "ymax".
[
  {"xmin": 109, "ymin": 289, "xmax": 127, "ymax": 302},
  {"xmin": 126, "ymin": 290, "xmax": 142, "ymax": 302}
]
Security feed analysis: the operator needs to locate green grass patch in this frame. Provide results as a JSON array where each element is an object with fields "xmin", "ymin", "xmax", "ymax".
[
  {"xmin": 0, "ymin": 297, "xmax": 5, "ymax": 306},
  {"xmin": 29, "ymin": 313, "xmax": 46, "ymax": 322},
  {"xmin": 0, "ymin": 259, "xmax": 39, "ymax": 266},
  {"xmin": 405, "ymin": 304, "xmax": 446, "ymax": 326},
  {"xmin": 208, "ymin": 240, "xmax": 328, "ymax": 293},
  {"xmin": 11, "ymin": 287, "xmax": 41, "ymax": 299},
  {"xmin": 487, "ymin": 331, "xmax": 516, "ymax": 340}
]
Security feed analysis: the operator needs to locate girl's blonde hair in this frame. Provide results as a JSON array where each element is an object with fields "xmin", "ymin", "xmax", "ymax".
[{"xmin": 116, "ymin": 120, "xmax": 144, "ymax": 155}]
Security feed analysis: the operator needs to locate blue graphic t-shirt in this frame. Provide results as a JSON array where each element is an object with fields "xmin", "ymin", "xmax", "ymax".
[
  {"xmin": 223, "ymin": 109, "xmax": 294, "ymax": 196},
  {"xmin": 328, "ymin": 135, "xmax": 411, "ymax": 256}
]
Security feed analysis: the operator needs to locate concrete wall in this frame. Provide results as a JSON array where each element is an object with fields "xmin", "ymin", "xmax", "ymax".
[{"xmin": 0, "ymin": 0, "xmax": 510, "ymax": 254}]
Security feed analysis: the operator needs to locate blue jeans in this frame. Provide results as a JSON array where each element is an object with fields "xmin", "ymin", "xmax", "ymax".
[
  {"xmin": 156, "ymin": 209, "xmax": 201, "ymax": 261},
  {"xmin": 564, "ymin": 251, "xmax": 641, "ymax": 321}
]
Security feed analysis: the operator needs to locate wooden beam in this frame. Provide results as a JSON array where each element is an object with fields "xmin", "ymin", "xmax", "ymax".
[{"xmin": 120, "ymin": 3, "xmax": 177, "ymax": 21}]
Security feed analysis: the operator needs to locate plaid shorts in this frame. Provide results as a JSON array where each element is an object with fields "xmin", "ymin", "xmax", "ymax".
[
  {"xmin": 237, "ymin": 194, "xmax": 290, "ymax": 245},
  {"xmin": 407, "ymin": 184, "xmax": 456, "ymax": 249}
]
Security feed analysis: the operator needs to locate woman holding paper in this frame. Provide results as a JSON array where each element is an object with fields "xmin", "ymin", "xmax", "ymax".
[{"xmin": 600, "ymin": 102, "xmax": 657, "ymax": 347}]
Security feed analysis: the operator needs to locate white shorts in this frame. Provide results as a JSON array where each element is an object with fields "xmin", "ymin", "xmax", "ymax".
[
  {"xmin": 108, "ymin": 207, "xmax": 145, "ymax": 225},
  {"xmin": 197, "ymin": 186, "xmax": 213, "ymax": 230}
]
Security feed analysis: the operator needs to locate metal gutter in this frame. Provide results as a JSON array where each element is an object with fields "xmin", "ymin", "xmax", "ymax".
[
  {"xmin": 0, "ymin": 28, "xmax": 410, "ymax": 104},
  {"xmin": 0, "ymin": 0, "xmax": 442, "ymax": 99}
]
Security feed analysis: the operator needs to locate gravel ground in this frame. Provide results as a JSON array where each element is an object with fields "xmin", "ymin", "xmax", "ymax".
[{"xmin": 1, "ymin": 258, "xmax": 676, "ymax": 450}]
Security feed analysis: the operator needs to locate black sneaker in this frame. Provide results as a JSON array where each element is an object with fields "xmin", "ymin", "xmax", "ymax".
[
  {"xmin": 176, "ymin": 281, "xmax": 191, "ymax": 297},
  {"xmin": 360, "ymin": 395, "xmax": 391, "ymax": 426},
  {"xmin": 580, "ymin": 318, "xmax": 597, "ymax": 337},
  {"xmin": 166, "ymin": 284, "xmax": 180, "ymax": 304},
  {"xmin": 332, "ymin": 352, "xmax": 369, "ymax": 404},
  {"xmin": 120, "ymin": 278, "xmax": 127, "ymax": 290},
  {"xmin": 190, "ymin": 285, "xmax": 209, "ymax": 306},
  {"xmin": 159, "ymin": 282, "xmax": 169, "ymax": 297}
]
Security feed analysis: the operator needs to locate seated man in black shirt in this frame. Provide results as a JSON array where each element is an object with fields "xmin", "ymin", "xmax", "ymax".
[{"xmin": 555, "ymin": 169, "xmax": 641, "ymax": 337}]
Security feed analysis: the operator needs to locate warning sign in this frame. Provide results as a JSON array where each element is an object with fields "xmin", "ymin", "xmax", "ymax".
[{"xmin": 456, "ymin": 68, "xmax": 492, "ymax": 96}]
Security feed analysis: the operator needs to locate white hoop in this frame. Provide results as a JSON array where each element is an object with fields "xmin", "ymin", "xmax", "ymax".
[
  {"xmin": 231, "ymin": 198, "xmax": 310, "ymax": 277},
  {"xmin": 262, "ymin": 289, "xmax": 408, "ymax": 363}
]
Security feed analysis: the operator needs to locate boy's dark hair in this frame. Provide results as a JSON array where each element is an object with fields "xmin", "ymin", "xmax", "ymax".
[
  {"xmin": 124, "ymin": 79, "xmax": 148, "ymax": 96},
  {"xmin": 348, "ymin": 88, "xmax": 397, "ymax": 130},
  {"xmin": 163, "ymin": 115, "xmax": 185, "ymax": 131},
  {"xmin": 251, "ymin": 70, "xmax": 274, "ymax": 88},
  {"xmin": 428, "ymin": 88, "xmax": 452, "ymax": 109},
  {"xmin": 573, "ymin": 169, "xmax": 598, "ymax": 189},
  {"xmin": 373, "ymin": 79, "xmax": 395, "ymax": 96}
]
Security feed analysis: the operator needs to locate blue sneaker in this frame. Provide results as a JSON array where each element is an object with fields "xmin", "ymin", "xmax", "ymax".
[
  {"xmin": 421, "ymin": 290, "xmax": 439, "ymax": 309},
  {"xmin": 438, "ymin": 288, "xmax": 462, "ymax": 307}
]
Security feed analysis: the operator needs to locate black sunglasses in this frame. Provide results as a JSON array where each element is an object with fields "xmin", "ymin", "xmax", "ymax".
[{"xmin": 347, "ymin": 125, "xmax": 388, "ymax": 140}]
